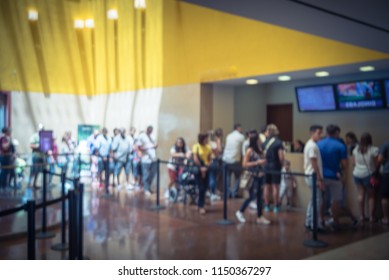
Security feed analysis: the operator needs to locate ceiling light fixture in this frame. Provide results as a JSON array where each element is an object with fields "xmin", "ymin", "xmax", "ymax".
[
  {"xmin": 359, "ymin": 66, "xmax": 375, "ymax": 72},
  {"xmin": 134, "ymin": 0, "xmax": 147, "ymax": 9},
  {"xmin": 246, "ymin": 79, "xmax": 258, "ymax": 85},
  {"xmin": 85, "ymin": 19, "xmax": 95, "ymax": 28},
  {"xmin": 107, "ymin": 9, "xmax": 118, "ymax": 20},
  {"xmin": 28, "ymin": 10, "xmax": 38, "ymax": 21},
  {"xmin": 74, "ymin": 19, "xmax": 85, "ymax": 29},
  {"xmin": 315, "ymin": 71, "xmax": 330, "ymax": 77},
  {"xmin": 278, "ymin": 75, "xmax": 291, "ymax": 82}
]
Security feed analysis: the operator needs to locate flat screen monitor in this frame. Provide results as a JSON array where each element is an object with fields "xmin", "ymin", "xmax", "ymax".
[
  {"xmin": 384, "ymin": 79, "xmax": 389, "ymax": 108},
  {"xmin": 336, "ymin": 80, "xmax": 384, "ymax": 110},
  {"xmin": 296, "ymin": 85, "xmax": 336, "ymax": 112},
  {"xmin": 39, "ymin": 130, "xmax": 53, "ymax": 153}
]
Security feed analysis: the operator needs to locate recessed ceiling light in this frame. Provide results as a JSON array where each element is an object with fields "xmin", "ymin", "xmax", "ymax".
[
  {"xmin": 246, "ymin": 79, "xmax": 258, "ymax": 85},
  {"xmin": 278, "ymin": 75, "xmax": 291, "ymax": 82},
  {"xmin": 359, "ymin": 66, "xmax": 375, "ymax": 72},
  {"xmin": 315, "ymin": 71, "xmax": 329, "ymax": 77}
]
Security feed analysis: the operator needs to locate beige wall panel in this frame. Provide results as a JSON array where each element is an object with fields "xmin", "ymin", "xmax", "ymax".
[
  {"xmin": 234, "ymin": 85, "xmax": 267, "ymax": 132},
  {"xmin": 11, "ymin": 91, "xmax": 92, "ymax": 153},
  {"xmin": 157, "ymin": 84, "xmax": 201, "ymax": 193},
  {"xmin": 212, "ymin": 85, "xmax": 234, "ymax": 136}
]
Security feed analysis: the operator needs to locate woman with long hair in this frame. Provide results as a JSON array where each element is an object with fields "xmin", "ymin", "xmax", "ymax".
[
  {"xmin": 208, "ymin": 129, "xmax": 223, "ymax": 201},
  {"xmin": 166, "ymin": 137, "xmax": 189, "ymax": 201},
  {"xmin": 193, "ymin": 133, "xmax": 212, "ymax": 214},
  {"xmin": 262, "ymin": 124, "xmax": 285, "ymax": 213},
  {"xmin": 235, "ymin": 131, "xmax": 270, "ymax": 224},
  {"xmin": 352, "ymin": 132, "xmax": 379, "ymax": 222}
]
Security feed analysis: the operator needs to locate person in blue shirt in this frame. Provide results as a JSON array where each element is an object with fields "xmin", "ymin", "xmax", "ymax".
[{"xmin": 318, "ymin": 124, "xmax": 357, "ymax": 229}]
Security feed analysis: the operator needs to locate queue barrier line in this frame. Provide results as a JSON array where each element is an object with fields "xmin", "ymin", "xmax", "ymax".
[
  {"xmin": 156, "ymin": 158, "xmax": 327, "ymax": 248},
  {"xmin": 0, "ymin": 170, "xmax": 85, "ymax": 259}
]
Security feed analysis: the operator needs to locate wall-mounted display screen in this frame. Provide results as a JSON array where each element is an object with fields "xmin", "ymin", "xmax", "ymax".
[
  {"xmin": 336, "ymin": 80, "xmax": 384, "ymax": 110},
  {"xmin": 296, "ymin": 85, "xmax": 336, "ymax": 112},
  {"xmin": 384, "ymin": 80, "xmax": 389, "ymax": 108}
]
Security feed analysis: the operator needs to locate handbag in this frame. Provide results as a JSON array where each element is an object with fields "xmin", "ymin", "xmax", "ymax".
[
  {"xmin": 370, "ymin": 172, "xmax": 381, "ymax": 189},
  {"xmin": 239, "ymin": 170, "xmax": 253, "ymax": 189}
]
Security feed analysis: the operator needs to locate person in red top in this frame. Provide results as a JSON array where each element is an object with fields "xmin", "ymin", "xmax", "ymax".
[{"xmin": 0, "ymin": 127, "xmax": 13, "ymax": 189}]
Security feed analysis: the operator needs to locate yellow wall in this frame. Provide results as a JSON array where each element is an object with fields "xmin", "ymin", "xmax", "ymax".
[
  {"xmin": 0, "ymin": 0, "xmax": 163, "ymax": 95},
  {"xmin": 163, "ymin": 0, "xmax": 389, "ymax": 87},
  {"xmin": 1, "ymin": 0, "xmax": 388, "ymax": 95}
]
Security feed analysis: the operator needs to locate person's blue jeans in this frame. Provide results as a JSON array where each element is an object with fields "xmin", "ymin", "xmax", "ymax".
[
  {"xmin": 240, "ymin": 176, "xmax": 263, "ymax": 217},
  {"xmin": 0, "ymin": 155, "xmax": 11, "ymax": 188},
  {"xmin": 48, "ymin": 164, "xmax": 56, "ymax": 184},
  {"xmin": 223, "ymin": 161, "xmax": 241, "ymax": 198},
  {"xmin": 208, "ymin": 160, "xmax": 220, "ymax": 194},
  {"xmin": 305, "ymin": 178, "xmax": 322, "ymax": 228},
  {"xmin": 142, "ymin": 162, "xmax": 157, "ymax": 192},
  {"xmin": 196, "ymin": 171, "xmax": 209, "ymax": 208}
]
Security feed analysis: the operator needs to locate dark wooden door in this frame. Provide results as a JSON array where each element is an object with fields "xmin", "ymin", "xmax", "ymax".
[{"xmin": 266, "ymin": 104, "xmax": 293, "ymax": 142}]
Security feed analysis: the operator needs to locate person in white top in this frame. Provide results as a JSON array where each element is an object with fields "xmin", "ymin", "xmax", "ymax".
[
  {"xmin": 112, "ymin": 128, "xmax": 132, "ymax": 188},
  {"xmin": 125, "ymin": 127, "xmax": 137, "ymax": 188},
  {"xmin": 222, "ymin": 124, "xmax": 245, "ymax": 198},
  {"xmin": 96, "ymin": 128, "xmax": 112, "ymax": 184},
  {"xmin": 304, "ymin": 125, "xmax": 325, "ymax": 231},
  {"xmin": 138, "ymin": 126, "xmax": 158, "ymax": 196},
  {"xmin": 352, "ymin": 133, "xmax": 379, "ymax": 222},
  {"xmin": 166, "ymin": 137, "xmax": 189, "ymax": 201}
]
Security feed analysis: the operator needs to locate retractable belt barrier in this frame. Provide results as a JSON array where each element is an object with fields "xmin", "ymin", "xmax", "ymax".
[
  {"xmin": 0, "ymin": 169, "xmax": 85, "ymax": 259},
  {"xmin": 156, "ymin": 159, "xmax": 327, "ymax": 248}
]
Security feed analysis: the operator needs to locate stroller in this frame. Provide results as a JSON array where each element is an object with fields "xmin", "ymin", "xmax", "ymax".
[
  {"xmin": 176, "ymin": 158, "xmax": 199, "ymax": 205},
  {"xmin": 10, "ymin": 157, "xmax": 26, "ymax": 189}
]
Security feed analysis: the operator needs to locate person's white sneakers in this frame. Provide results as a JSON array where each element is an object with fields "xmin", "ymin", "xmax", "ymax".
[
  {"xmin": 126, "ymin": 184, "xmax": 134, "ymax": 190},
  {"xmin": 145, "ymin": 190, "xmax": 152, "ymax": 197},
  {"xmin": 249, "ymin": 202, "xmax": 257, "ymax": 209},
  {"xmin": 235, "ymin": 210, "xmax": 246, "ymax": 223},
  {"xmin": 210, "ymin": 194, "xmax": 221, "ymax": 201},
  {"xmin": 256, "ymin": 216, "xmax": 271, "ymax": 225},
  {"xmin": 164, "ymin": 189, "xmax": 170, "ymax": 199},
  {"xmin": 116, "ymin": 185, "xmax": 122, "ymax": 190}
]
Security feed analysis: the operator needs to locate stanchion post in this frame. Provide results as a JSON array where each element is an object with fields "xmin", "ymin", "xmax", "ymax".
[
  {"xmin": 105, "ymin": 157, "xmax": 110, "ymax": 195},
  {"xmin": 312, "ymin": 173, "xmax": 318, "ymax": 241},
  {"xmin": 68, "ymin": 189, "xmax": 76, "ymax": 260},
  {"xmin": 216, "ymin": 163, "xmax": 234, "ymax": 225},
  {"xmin": 78, "ymin": 153, "xmax": 81, "ymax": 178},
  {"xmin": 36, "ymin": 169, "xmax": 55, "ymax": 239},
  {"xmin": 51, "ymin": 171, "xmax": 69, "ymax": 251},
  {"xmin": 150, "ymin": 159, "xmax": 165, "ymax": 211},
  {"xmin": 77, "ymin": 183, "xmax": 84, "ymax": 259},
  {"xmin": 26, "ymin": 200, "xmax": 36, "ymax": 260},
  {"xmin": 303, "ymin": 173, "xmax": 328, "ymax": 248}
]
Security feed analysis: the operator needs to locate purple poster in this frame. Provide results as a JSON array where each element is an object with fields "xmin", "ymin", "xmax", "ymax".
[{"xmin": 39, "ymin": 130, "xmax": 53, "ymax": 153}]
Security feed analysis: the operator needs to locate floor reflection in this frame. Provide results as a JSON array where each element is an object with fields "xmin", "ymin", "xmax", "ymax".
[{"xmin": 1, "ymin": 183, "xmax": 389, "ymax": 259}]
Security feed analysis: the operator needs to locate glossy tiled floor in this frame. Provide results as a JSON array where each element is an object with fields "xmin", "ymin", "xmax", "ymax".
[{"xmin": 0, "ymin": 184, "xmax": 388, "ymax": 260}]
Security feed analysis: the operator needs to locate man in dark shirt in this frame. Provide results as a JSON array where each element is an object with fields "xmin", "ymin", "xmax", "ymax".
[
  {"xmin": 262, "ymin": 124, "xmax": 284, "ymax": 213},
  {"xmin": 0, "ymin": 127, "xmax": 13, "ymax": 189},
  {"xmin": 378, "ymin": 141, "xmax": 389, "ymax": 225}
]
